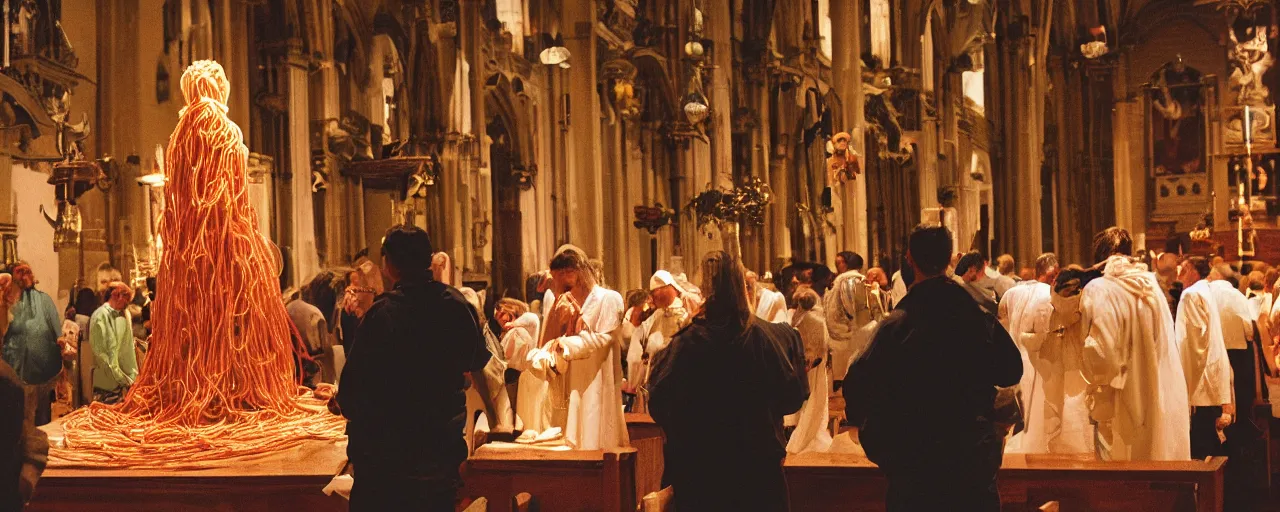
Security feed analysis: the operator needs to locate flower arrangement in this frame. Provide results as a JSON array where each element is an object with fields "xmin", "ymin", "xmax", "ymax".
[{"xmin": 686, "ymin": 176, "xmax": 773, "ymax": 231}]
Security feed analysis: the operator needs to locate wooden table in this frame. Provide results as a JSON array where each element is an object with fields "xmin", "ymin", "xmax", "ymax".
[{"xmin": 27, "ymin": 422, "xmax": 349, "ymax": 512}]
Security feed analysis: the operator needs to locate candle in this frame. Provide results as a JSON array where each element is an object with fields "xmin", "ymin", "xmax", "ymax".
[{"xmin": 1244, "ymin": 106, "xmax": 1253, "ymax": 144}]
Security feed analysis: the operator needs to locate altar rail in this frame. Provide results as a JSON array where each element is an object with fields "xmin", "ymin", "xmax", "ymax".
[{"xmin": 784, "ymin": 452, "xmax": 1227, "ymax": 512}]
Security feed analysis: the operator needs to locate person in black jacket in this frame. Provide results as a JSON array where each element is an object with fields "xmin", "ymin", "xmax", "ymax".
[
  {"xmin": 334, "ymin": 225, "xmax": 497, "ymax": 512},
  {"xmin": 2, "ymin": 358, "xmax": 47, "ymax": 511},
  {"xmin": 845, "ymin": 225, "xmax": 1023, "ymax": 512},
  {"xmin": 648, "ymin": 250, "xmax": 809, "ymax": 511}
]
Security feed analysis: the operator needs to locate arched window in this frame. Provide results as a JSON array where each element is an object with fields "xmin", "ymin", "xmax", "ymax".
[
  {"xmin": 869, "ymin": 0, "xmax": 891, "ymax": 66},
  {"xmin": 961, "ymin": 51, "xmax": 984, "ymax": 114},
  {"xmin": 495, "ymin": 0, "xmax": 525, "ymax": 55},
  {"xmin": 922, "ymin": 13, "xmax": 934, "ymax": 93},
  {"xmin": 818, "ymin": 0, "xmax": 832, "ymax": 60}
]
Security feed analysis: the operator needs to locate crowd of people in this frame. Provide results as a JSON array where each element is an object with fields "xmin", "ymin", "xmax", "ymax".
[{"xmin": 4, "ymin": 220, "xmax": 1280, "ymax": 510}]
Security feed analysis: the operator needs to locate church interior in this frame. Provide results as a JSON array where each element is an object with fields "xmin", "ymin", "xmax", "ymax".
[{"xmin": 1, "ymin": 0, "xmax": 1280, "ymax": 511}]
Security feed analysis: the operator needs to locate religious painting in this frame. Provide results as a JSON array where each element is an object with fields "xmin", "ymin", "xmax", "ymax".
[{"xmin": 1147, "ymin": 59, "xmax": 1208, "ymax": 176}]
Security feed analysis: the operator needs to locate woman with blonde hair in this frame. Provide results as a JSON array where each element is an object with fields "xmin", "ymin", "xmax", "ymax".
[{"xmin": 648, "ymin": 250, "xmax": 809, "ymax": 510}]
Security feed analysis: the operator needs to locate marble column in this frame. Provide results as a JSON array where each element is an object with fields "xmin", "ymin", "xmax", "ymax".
[
  {"xmin": 563, "ymin": 0, "xmax": 604, "ymax": 259},
  {"xmin": 831, "ymin": 0, "xmax": 868, "ymax": 258},
  {"xmin": 287, "ymin": 47, "xmax": 321, "ymax": 286}
]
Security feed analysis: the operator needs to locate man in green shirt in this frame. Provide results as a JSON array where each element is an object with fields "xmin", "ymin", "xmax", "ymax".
[{"xmin": 89, "ymin": 282, "xmax": 138, "ymax": 403}]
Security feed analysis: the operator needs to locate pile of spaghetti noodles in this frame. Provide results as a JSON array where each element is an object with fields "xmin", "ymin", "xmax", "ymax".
[{"xmin": 52, "ymin": 60, "xmax": 345, "ymax": 469}]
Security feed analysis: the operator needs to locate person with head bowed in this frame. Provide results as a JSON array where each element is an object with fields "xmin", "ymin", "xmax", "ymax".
[
  {"xmin": 844, "ymin": 225, "xmax": 1023, "ymax": 511},
  {"xmin": 648, "ymin": 250, "xmax": 809, "ymax": 511},
  {"xmin": 525, "ymin": 245, "xmax": 629, "ymax": 449},
  {"xmin": 1079, "ymin": 227, "xmax": 1190, "ymax": 461},
  {"xmin": 334, "ymin": 225, "xmax": 496, "ymax": 511}
]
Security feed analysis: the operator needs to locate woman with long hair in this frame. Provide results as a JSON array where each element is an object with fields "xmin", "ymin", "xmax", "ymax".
[
  {"xmin": 525, "ymin": 244, "xmax": 628, "ymax": 449},
  {"xmin": 647, "ymin": 250, "xmax": 809, "ymax": 510}
]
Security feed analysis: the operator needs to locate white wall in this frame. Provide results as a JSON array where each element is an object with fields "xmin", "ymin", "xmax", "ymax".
[{"xmin": 12, "ymin": 164, "xmax": 59, "ymax": 305}]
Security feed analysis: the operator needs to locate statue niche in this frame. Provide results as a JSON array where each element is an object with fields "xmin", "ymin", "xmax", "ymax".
[{"xmin": 1148, "ymin": 58, "xmax": 1207, "ymax": 176}]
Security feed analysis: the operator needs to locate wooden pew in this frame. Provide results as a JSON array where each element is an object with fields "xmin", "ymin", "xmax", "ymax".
[
  {"xmin": 784, "ymin": 452, "xmax": 1227, "ymax": 512},
  {"xmin": 627, "ymin": 413, "xmax": 665, "ymax": 502},
  {"xmin": 459, "ymin": 446, "xmax": 638, "ymax": 512},
  {"xmin": 28, "ymin": 438, "xmax": 349, "ymax": 512}
]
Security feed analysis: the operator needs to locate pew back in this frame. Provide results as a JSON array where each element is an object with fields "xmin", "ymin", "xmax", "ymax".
[
  {"xmin": 460, "ymin": 446, "xmax": 638, "ymax": 512},
  {"xmin": 783, "ymin": 453, "xmax": 1226, "ymax": 512}
]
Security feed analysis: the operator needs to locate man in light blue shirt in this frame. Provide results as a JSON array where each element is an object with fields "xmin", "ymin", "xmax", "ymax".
[
  {"xmin": 89, "ymin": 282, "xmax": 138, "ymax": 403},
  {"xmin": 1, "ymin": 262, "xmax": 61, "ymax": 425}
]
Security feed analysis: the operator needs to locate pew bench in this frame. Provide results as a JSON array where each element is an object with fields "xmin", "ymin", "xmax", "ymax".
[
  {"xmin": 784, "ymin": 452, "xmax": 1227, "ymax": 512},
  {"xmin": 458, "ymin": 445, "xmax": 638, "ymax": 512}
]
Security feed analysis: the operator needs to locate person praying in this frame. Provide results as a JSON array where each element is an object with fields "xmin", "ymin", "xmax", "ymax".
[
  {"xmin": 0, "ymin": 263, "xmax": 61, "ymax": 426},
  {"xmin": 825, "ymin": 251, "xmax": 880, "ymax": 391},
  {"xmin": 1175, "ymin": 257, "xmax": 1233, "ymax": 460},
  {"xmin": 495, "ymin": 299, "xmax": 542, "ymax": 432},
  {"xmin": 648, "ymin": 250, "xmax": 808, "ymax": 511},
  {"xmin": 89, "ymin": 282, "xmax": 139, "ymax": 404},
  {"xmin": 626, "ymin": 271, "xmax": 690, "ymax": 413},
  {"xmin": 1078, "ymin": 227, "xmax": 1190, "ymax": 461},
  {"xmin": 998, "ymin": 253, "xmax": 1058, "ymax": 454},
  {"xmin": 786, "ymin": 288, "xmax": 832, "ymax": 454},
  {"xmin": 844, "ymin": 225, "xmax": 1022, "ymax": 511},
  {"xmin": 527, "ymin": 244, "xmax": 628, "ymax": 450}
]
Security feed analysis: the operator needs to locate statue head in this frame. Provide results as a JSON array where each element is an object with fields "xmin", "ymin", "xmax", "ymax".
[
  {"xmin": 180, "ymin": 60, "xmax": 230, "ymax": 106},
  {"xmin": 832, "ymin": 131, "xmax": 851, "ymax": 151}
]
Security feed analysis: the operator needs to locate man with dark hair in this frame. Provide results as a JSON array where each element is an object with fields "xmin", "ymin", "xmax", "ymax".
[
  {"xmin": 1175, "ymin": 256, "xmax": 1233, "ymax": 460},
  {"xmin": 956, "ymin": 251, "xmax": 998, "ymax": 316},
  {"xmin": 1077, "ymin": 227, "xmax": 1189, "ymax": 461},
  {"xmin": 1092, "ymin": 226, "xmax": 1134, "ymax": 265},
  {"xmin": 845, "ymin": 225, "xmax": 1022, "ymax": 510},
  {"xmin": 335, "ymin": 225, "xmax": 497, "ymax": 511},
  {"xmin": 835, "ymin": 251, "xmax": 864, "ymax": 275}
]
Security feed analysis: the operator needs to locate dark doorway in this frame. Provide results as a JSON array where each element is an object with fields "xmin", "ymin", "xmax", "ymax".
[{"xmin": 488, "ymin": 118, "xmax": 524, "ymax": 301}]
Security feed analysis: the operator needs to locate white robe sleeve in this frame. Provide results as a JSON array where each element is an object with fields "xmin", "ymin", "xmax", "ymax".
[
  {"xmin": 1080, "ymin": 286, "xmax": 1129, "ymax": 389},
  {"xmin": 1176, "ymin": 292, "xmax": 1212, "ymax": 396},
  {"xmin": 558, "ymin": 289, "xmax": 624, "ymax": 361}
]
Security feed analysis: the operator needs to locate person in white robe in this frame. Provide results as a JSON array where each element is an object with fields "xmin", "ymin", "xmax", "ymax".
[
  {"xmin": 747, "ymin": 271, "xmax": 787, "ymax": 322},
  {"xmin": 459, "ymin": 287, "xmax": 512, "ymax": 444},
  {"xmin": 786, "ymin": 288, "xmax": 832, "ymax": 454},
  {"xmin": 1078, "ymin": 228, "xmax": 1189, "ymax": 461},
  {"xmin": 1175, "ymin": 257, "xmax": 1234, "ymax": 459},
  {"xmin": 497, "ymin": 299, "xmax": 544, "ymax": 433},
  {"xmin": 1022, "ymin": 279, "xmax": 1095, "ymax": 454},
  {"xmin": 626, "ymin": 271, "xmax": 690, "ymax": 413},
  {"xmin": 825, "ymin": 253, "xmax": 883, "ymax": 387},
  {"xmin": 526, "ymin": 245, "xmax": 629, "ymax": 449},
  {"xmin": 997, "ymin": 253, "xmax": 1057, "ymax": 454}
]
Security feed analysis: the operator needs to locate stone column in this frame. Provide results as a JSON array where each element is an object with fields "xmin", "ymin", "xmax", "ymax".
[
  {"xmin": 831, "ymin": 0, "xmax": 868, "ymax": 257},
  {"xmin": 461, "ymin": 0, "xmax": 490, "ymax": 275},
  {"xmin": 1111, "ymin": 53, "xmax": 1134, "ymax": 235},
  {"xmin": 563, "ymin": 0, "xmax": 604, "ymax": 259},
  {"xmin": 1013, "ymin": 37, "xmax": 1045, "ymax": 265},
  {"xmin": 287, "ymin": 46, "xmax": 321, "ymax": 285},
  {"xmin": 707, "ymin": 1, "xmax": 733, "ymax": 189}
]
